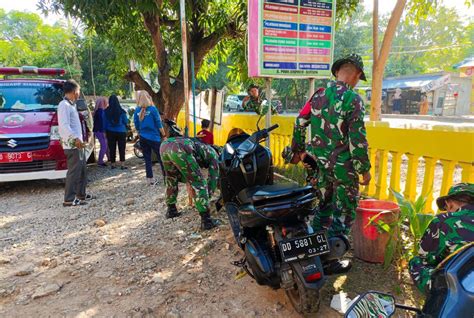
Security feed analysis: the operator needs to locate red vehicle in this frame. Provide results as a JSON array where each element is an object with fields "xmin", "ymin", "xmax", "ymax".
[{"xmin": 0, "ymin": 66, "xmax": 94, "ymax": 182}]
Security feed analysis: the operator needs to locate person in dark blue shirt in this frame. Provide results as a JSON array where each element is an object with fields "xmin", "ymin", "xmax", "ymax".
[
  {"xmin": 93, "ymin": 97, "xmax": 109, "ymax": 167},
  {"xmin": 133, "ymin": 90, "xmax": 166, "ymax": 184},
  {"xmin": 105, "ymin": 94, "xmax": 128, "ymax": 169}
]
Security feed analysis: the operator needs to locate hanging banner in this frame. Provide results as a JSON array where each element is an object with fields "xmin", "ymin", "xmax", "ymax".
[
  {"xmin": 248, "ymin": 0, "xmax": 336, "ymax": 78},
  {"xmin": 421, "ymin": 74, "xmax": 450, "ymax": 93}
]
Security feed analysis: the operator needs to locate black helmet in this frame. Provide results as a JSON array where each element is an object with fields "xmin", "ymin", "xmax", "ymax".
[{"xmin": 164, "ymin": 119, "xmax": 183, "ymax": 137}]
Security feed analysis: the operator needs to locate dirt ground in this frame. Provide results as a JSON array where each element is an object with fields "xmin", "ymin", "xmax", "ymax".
[{"xmin": 0, "ymin": 150, "xmax": 422, "ymax": 317}]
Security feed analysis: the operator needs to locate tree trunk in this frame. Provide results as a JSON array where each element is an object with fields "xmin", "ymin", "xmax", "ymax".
[
  {"xmin": 370, "ymin": 0, "xmax": 407, "ymax": 121},
  {"xmin": 373, "ymin": 0, "xmax": 379, "ymax": 65},
  {"xmin": 124, "ymin": 16, "xmax": 234, "ymax": 122}
]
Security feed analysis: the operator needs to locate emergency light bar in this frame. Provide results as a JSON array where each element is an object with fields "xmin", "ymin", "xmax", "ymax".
[{"xmin": 0, "ymin": 66, "xmax": 65, "ymax": 76}]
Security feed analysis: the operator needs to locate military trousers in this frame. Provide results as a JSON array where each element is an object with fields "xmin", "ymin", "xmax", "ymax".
[
  {"xmin": 312, "ymin": 170, "xmax": 359, "ymax": 237},
  {"xmin": 160, "ymin": 140, "xmax": 209, "ymax": 214}
]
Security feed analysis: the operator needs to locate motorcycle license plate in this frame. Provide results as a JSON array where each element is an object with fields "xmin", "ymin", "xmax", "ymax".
[
  {"xmin": 0, "ymin": 152, "xmax": 33, "ymax": 163},
  {"xmin": 279, "ymin": 232, "xmax": 330, "ymax": 263}
]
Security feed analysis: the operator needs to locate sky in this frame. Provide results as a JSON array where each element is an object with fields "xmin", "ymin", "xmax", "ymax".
[
  {"xmin": 0, "ymin": 0, "xmax": 472, "ymax": 24},
  {"xmin": 0, "ymin": 0, "xmax": 63, "ymax": 25}
]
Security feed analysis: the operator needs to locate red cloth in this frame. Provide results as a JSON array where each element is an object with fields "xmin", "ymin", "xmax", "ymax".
[{"xmin": 197, "ymin": 129, "xmax": 214, "ymax": 145}]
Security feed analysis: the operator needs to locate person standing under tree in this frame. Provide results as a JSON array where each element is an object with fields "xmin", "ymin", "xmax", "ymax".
[
  {"xmin": 58, "ymin": 80, "xmax": 92, "ymax": 206},
  {"xmin": 241, "ymin": 84, "xmax": 277, "ymax": 115},
  {"xmin": 289, "ymin": 54, "xmax": 372, "ymax": 275},
  {"xmin": 133, "ymin": 90, "xmax": 166, "ymax": 184},
  {"xmin": 105, "ymin": 95, "xmax": 128, "ymax": 170},
  {"xmin": 93, "ymin": 97, "xmax": 109, "ymax": 167}
]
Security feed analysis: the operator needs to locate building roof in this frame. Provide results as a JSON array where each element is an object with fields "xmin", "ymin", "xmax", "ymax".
[
  {"xmin": 381, "ymin": 74, "xmax": 445, "ymax": 90},
  {"xmin": 453, "ymin": 57, "xmax": 474, "ymax": 69}
]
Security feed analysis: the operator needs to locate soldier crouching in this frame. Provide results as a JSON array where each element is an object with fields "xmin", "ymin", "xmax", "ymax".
[{"xmin": 160, "ymin": 136, "xmax": 219, "ymax": 231}]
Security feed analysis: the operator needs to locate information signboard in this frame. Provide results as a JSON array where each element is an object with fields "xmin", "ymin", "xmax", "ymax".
[{"xmin": 248, "ymin": 0, "xmax": 336, "ymax": 78}]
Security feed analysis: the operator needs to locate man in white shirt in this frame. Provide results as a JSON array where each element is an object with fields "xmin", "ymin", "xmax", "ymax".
[{"xmin": 58, "ymin": 80, "xmax": 88, "ymax": 206}]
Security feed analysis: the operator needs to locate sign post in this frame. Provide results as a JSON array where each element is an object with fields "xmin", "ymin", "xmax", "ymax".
[
  {"xmin": 191, "ymin": 52, "xmax": 197, "ymax": 137},
  {"xmin": 180, "ymin": 0, "xmax": 189, "ymax": 137},
  {"xmin": 265, "ymin": 78, "xmax": 272, "ymax": 147},
  {"xmin": 248, "ymin": 0, "xmax": 336, "ymax": 79},
  {"xmin": 248, "ymin": 0, "xmax": 336, "ymax": 139}
]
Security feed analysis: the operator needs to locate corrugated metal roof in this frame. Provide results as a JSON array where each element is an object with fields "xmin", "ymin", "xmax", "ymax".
[
  {"xmin": 453, "ymin": 57, "xmax": 474, "ymax": 69},
  {"xmin": 457, "ymin": 60, "xmax": 474, "ymax": 68},
  {"xmin": 382, "ymin": 74, "xmax": 443, "ymax": 89}
]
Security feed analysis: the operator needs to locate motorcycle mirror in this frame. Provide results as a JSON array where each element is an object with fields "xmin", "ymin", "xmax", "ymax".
[
  {"xmin": 225, "ymin": 143, "xmax": 235, "ymax": 155},
  {"xmin": 259, "ymin": 100, "xmax": 269, "ymax": 115},
  {"xmin": 345, "ymin": 291, "xmax": 396, "ymax": 318}
]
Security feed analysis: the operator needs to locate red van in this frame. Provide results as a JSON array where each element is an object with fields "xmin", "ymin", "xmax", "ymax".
[{"xmin": 0, "ymin": 67, "xmax": 94, "ymax": 182}]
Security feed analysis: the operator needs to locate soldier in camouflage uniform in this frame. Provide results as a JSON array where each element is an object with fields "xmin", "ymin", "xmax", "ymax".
[
  {"xmin": 289, "ymin": 54, "xmax": 371, "ymax": 274},
  {"xmin": 160, "ymin": 136, "xmax": 219, "ymax": 230},
  {"xmin": 409, "ymin": 183, "xmax": 474, "ymax": 293},
  {"xmin": 241, "ymin": 84, "xmax": 276, "ymax": 115}
]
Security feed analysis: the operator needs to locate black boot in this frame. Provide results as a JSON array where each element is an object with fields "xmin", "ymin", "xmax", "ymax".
[
  {"xmin": 166, "ymin": 204, "xmax": 180, "ymax": 219},
  {"xmin": 323, "ymin": 259, "xmax": 352, "ymax": 275},
  {"xmin": 200, "ymin": 210, "xmax": 217, "ymax": 231}
]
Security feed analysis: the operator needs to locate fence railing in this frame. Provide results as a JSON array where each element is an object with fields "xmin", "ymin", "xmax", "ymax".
[{"xmin": 178, "ymin": 113, "xmax": 474, "ymax": 212}]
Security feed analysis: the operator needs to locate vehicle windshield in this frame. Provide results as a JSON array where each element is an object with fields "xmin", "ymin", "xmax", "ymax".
[
  {"xmin": 237, "ymin": 95, "xmax": 246, "ymax": 101},
  {"xmin": 0, "ymin": 82, "xmax": 63, "ymax": 112}
]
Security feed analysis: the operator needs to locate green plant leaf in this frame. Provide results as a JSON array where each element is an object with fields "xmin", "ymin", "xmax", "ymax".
[
  {"xmin": 384, "ymin": 236, "xmax": 396, "ymax": 269},
  {"xmin": 377, "ymin": 220, "xmax": 391, "ymax": 233},
  {"xmin": 414, "ymin": 194, "xmax": 428, "ymax": 213}
]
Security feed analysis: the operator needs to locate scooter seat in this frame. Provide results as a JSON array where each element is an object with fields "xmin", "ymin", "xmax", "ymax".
[
  {"xmin": 238, "ymin": 183, "xmax": 313, "ymax": 204},
  {"xmin": 237, "ymin": 184, "xmax": 317, "ymax": 227}
]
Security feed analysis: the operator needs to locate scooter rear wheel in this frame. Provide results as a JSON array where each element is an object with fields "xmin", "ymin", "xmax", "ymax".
[{"xmin": 285, "ymin": 273, "xmax": 320, "ymax": 314}]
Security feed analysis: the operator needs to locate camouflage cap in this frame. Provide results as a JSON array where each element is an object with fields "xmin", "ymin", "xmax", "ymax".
[
  {"xmin": 331, "ymin": 53, "xmax": 367, "ymax": 81},
  {"xmin": 436, "ymin": 183, "xmax": 474, "ymax": 210}
]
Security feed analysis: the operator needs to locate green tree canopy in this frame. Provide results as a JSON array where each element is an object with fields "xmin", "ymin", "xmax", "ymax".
[
  {"xmin": 0, "ymin": 9, "xmax": 81, "ymax": 78},
  {"xmin": 78, "ymin": 34, "xmax": 129, "ymax": 97},
  {"xmin": 40, "ymin": 0, "xmax": 361, "ymax": 120}
]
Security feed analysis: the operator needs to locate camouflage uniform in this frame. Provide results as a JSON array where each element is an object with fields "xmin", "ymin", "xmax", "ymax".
[
  {"xmin": 160, "ymin": 137, "xmax": 219, "ymax": 214},
  {"xmin": 242, "ymin": 95, "xmax": 277, "ymax": 115},
  {"xmin": 409, "ymin": 183, "xmax": 474, "ymax": 293},
  {"xmin": 291, "ymin": 80, "xmax": 370, "ymax": 237}
]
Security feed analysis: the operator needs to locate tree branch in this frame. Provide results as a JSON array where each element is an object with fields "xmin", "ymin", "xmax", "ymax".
[{"xmin": 124, "ymin": 71, "xmax": 164, "ymax": 112}]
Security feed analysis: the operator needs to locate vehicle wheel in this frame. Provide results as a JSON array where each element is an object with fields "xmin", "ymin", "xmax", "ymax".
[
  {"xmin": 285, "ymin": 273, "xmax": 321, "ymax": 314},
  {"xmin": 134, "ymin": 146, "xmax": 144, "ymax": 159}
]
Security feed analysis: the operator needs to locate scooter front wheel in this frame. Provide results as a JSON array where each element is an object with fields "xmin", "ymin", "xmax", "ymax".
[
  {"xmin": 134, "ymin": 146, "xmax": 144, "ymax": 159},
  {"xmin": 285, "ymin": 272, "xmax": 321, "ymax": 314}
]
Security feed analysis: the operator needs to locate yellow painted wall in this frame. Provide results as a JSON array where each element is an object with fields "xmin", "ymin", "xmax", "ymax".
[{"xmin": 178, "ymin": 112, "xmax": 474, "ymax": 211}]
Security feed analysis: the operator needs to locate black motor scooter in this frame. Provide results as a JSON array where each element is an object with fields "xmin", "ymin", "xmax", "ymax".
[{"xmin": 218, "ymin": 115, "xmax": 348, "ymax": 313}]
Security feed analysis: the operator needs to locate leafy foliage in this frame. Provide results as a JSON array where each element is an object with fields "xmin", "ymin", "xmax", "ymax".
[
  {"xmin": 389, "ymin": 6, "xmax": 473, "ymax": 76},
  {"xmin": 368, "ymin": 189, "xmax": 435, "ymax": 269},
  {"xmin": 39, "ymin": 0, "xmax": 362, "ymax": 119},
  {"xmin": 78, "ymin": 34, "xmax": 129, "ymax": 96},
  {"xmin": 0, "ymin": 9, "xmax": 81, "ymax": 78}
]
